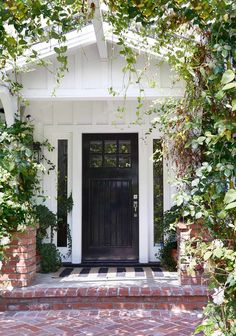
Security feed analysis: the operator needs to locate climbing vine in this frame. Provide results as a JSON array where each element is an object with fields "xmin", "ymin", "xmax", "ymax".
[
  {"xmin": 0, "ymin": 120, "xmax": 53, "ymax": 267},
  {"xmin": 0, "ymin": 0, "xmax": 93, "ymax": 108},
  {"xmin": 105, "ymin": 1, "xmax": 236, "ymax": 335}
]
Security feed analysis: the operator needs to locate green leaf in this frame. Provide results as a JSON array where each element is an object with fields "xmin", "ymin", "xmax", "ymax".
[
  {"xmin": 232, "ymin": 99, "xmax": 236, "ymax": 112},
  {"xmin": 215, "ymin": 90, "xmax": 225, "ymax": 100},
  {"xmin": 222, "ymin": 82, "xmax": 236, "ymax": 91},
  {"xmin": 224, "ymin": 169, "xmax": 232, "ymax": 177},
  {"xmin": 194, "ymin": 324, "xmax": 205, "ymax": 333},
  {"xmin": 213, "ymin": 248, "xmax": 223, "ymax": 258},
  {"xmin": 204, "ymin": 251, "xmax": 212, "ymax": 261},
  {"xmin": 221, "ymin": 69, "xmax": 235, "ymax": 85},
  {"xmin": 196, "ymin": 212, "xmax": 203, "ymax": 219},
  {"xmin": 224, "ymin": 189, "xmax": 236, "ymax": 204},
  {"xmin": 225, "ymin": 202, "xmax": 236, "ymax": 210},
  {"xmin": 192, "ymin": 178, "xmax": 200, "ymax": 187},
  {"xmin": 218, "ymin": 210, "xmax": 227, "ymax": 219}
]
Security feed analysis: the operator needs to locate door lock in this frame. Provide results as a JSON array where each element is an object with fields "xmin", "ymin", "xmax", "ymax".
[{"xmin": 133, "ymin": 200, "xmax": 138, "ymax": 217}]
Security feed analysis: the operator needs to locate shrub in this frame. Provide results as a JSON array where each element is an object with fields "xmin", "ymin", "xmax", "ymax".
[
  {"xmin": 39, "ymin": 243, "xmax": 61, "ymax": 273},
  {"xmin": 159, "ymin": 240, "xmax": 177, "ymax": 272}
]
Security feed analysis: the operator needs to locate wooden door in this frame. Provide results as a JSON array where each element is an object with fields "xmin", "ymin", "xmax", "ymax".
[{"xmin": 82, "ymin": 133, "xmax": 139, "ymax": 262}]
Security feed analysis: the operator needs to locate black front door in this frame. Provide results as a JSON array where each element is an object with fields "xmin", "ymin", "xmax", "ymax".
[{"xmin": 82, "ymin": 133, "xmax": 139, "ymax": 262}]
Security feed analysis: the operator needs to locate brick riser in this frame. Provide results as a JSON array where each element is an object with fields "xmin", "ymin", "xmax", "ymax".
[{"xmin": 0, "ymin": 286, "xmax": 210, "ymax": 312}]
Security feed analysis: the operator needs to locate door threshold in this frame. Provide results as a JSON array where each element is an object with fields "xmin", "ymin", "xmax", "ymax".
[{"xmin": 63, "ymin": 262, "xmax": 161, "ymax": 268}]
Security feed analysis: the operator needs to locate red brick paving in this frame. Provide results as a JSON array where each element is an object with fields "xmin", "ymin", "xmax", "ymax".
[{"xmin": 0, "ymin": 309, "xmax": 203, "ymax": 336}]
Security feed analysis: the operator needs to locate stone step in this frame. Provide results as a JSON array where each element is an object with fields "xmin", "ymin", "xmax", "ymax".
[{"xmin": 0, "ymin": 285, "xmax": 210, "ymax": 312}]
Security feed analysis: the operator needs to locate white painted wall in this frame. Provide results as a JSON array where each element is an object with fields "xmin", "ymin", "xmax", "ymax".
[
  {"xmin": 21, "ymin": 43, "xmax": 184, "ymax": 100},
  {"xmin": 22, "ymin": 42, "xmax": 182, "ymax": 263},
  {"xmin": 27, "ymin": 100, "xmax": 174, "ymax": 263}
]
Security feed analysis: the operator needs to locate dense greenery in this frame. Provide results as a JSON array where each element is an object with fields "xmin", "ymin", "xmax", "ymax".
[
  {"xmin": 39, "ymin": 243, "xmax": 61, "ymax": 273},
  {"xmin": 0, "ymin": 0, "xmax": 92, "ymax": 104},
  {"xmin": 105, "ymin": 1, "xmax": 236, "ymax": 335},
  {"xmin": 0, "ymin": 121, "xmax": 52, "ymax": 266},
  {"xmin": 35, "ymin": 204, "xmax": 58, "ymax": 249}
]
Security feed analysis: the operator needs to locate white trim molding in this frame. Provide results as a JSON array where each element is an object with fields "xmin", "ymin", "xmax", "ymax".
[{"xmin": 0, "ymin": 86, "xmax": 16, "ymax": 126}]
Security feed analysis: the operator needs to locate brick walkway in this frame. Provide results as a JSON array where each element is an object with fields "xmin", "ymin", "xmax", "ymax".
[{"xmin": 0, "ymin": 309, "xmax": 203, "ymax": 336}]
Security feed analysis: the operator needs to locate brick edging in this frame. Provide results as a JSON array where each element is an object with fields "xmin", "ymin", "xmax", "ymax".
[
  {"xmin": 0, "ymin": 285, "xmax": 211, "ymax": 298},
  {"xmin": 0, "ymin": 285, "xmax": 211, "ymax": 312}
]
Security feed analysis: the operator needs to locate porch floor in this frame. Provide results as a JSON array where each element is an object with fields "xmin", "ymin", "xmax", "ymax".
[{"xmin": 34, "ymin": 266, "xmax": 179, "ymax": 288}]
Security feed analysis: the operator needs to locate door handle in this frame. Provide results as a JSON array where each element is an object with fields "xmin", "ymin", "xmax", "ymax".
[{"xmin": 133, "ymin": 200, "xmax": 138, "ymax": 217}]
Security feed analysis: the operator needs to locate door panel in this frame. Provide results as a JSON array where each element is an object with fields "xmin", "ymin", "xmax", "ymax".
[{"xmin": 82, "ymin": 133, "xmax": 139, "ymax": 262}]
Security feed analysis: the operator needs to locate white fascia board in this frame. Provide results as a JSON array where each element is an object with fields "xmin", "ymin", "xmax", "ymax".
[
  {"xmin": 90, "ymin": 0, "xmax": 108, "ymax": 59},
  {"xmin": 5, "ymin": 25, "xmax": 96, "ymax": 71},
  {"xmin": 103, "ymin": 23, "xmax": 168, "ymax": 60},
  {"xmin": 23, "ymin": 87, "xmax": 184, "ymax": 100},
  {"xmin": 0, "ymin": 86, "xmax": 16, "ymax": 126}
]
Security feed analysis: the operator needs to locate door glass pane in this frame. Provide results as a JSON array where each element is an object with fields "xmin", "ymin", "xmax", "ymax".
[
  {"xmin": 119, "ymin": 140, "xmax": 131, "ymax": 153},
  {"xmin": 104, "ymin": 155, "xmax": 117, "ymax": 167},
  {"xmin": 104, "ymin": 140, "xmax": 117, "ymax": 153},
  {"xmin": 119, "ymin": 155, "xmax": 131, "ymax": 168},
  {"xmin": 153, "ymin": 139, "xmax": 164, "ymax": 245},
  {"xmin": 57, "ymin": 139, "xmax": 68, "ymax": 247},
  {"xmin": 90, "ymin": 141, "xmax": 102, "ymax": 153},
  {"xmin": 90, "ymin": 155, "xmax": 102, "ymax": 167}
]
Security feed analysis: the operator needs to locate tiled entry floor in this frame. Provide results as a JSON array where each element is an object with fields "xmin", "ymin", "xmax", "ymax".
[
  {"xmin": 0, "ymin": 309, "xmax": 203, "ymax": 336},
  {"xmin": 57, "ymin": 267, "xmax": 176, "ymax": 282}
]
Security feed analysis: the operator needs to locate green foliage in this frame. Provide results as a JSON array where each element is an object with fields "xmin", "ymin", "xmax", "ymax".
[
  {"xmin": 0, "ymin": 0, "xmax": 92, "ymax": 106},
  {"xmin": 0, "ymin": 120, "xmax": 50, "ymax": 264},
  {"xmin": 159, "ymin": 240, "xmax": 177, "ymax": 272},
  {"xmin": 106, "ymin": 0, "xmax": 236, "ymax": 334},
  {"xmin": 35, "ymin": 193, "xmax": 73, "ymax": 258},
  {"xmin": 157, "ymin": 206, "xmax": 180, "ymax": 270},
  {"xmin": 39, "ymin": 243, "xmax": 61, "ymax": 273},
  {"xmin": 35, "ymin": 204, "xmax": 57, "ymax": 249}
]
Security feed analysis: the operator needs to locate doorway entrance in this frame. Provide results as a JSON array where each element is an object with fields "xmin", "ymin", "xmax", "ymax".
[{"xmin": 82, "ymin": 133, "xmax": 139, "ymax": 262}]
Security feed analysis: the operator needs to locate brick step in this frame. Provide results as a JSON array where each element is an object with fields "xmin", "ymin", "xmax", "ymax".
[{"xmin": 0, "ymin": 285, "xmax": 210, "ymax": 312}]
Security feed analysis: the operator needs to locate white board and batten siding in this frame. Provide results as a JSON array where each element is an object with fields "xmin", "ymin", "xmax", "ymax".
[{"xmin": 22, "ymin": 42, "xmax": 184, "ymax": 263}]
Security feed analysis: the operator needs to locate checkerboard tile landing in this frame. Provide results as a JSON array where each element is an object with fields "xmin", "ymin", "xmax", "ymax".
[{"xmin": 58, "ymin": 267, "xmax": 175, "ymax": 281}]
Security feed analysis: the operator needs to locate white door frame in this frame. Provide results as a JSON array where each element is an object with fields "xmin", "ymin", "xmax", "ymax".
[
  {"xmin": 71, "ymin": 124, "xmax": 149, "ymax": 264},
  {"xmin": 44, "ymin": 124, "xmax": 172, "ymax": 264}
]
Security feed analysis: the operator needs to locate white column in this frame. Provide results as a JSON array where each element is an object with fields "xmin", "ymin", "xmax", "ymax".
[
  {"xmin": 0, "ymin": 87, "xmax": 16, "ymax": 126},
  {"xmin": 138, "ymin": 133, "xmax": 149, "ymax": 263},
  {"xmin": 71, "ymin": 130, "xmax": 82, "ymax": 263}
]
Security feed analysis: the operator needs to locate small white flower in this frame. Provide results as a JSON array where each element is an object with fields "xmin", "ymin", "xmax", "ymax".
[
  {"xmin": 17, "ymin": 224, "xmax": 27, "ymax": 231},
  {"xmin": 212, "ymin": 330, "xmax": 225, "ymax": 336},
  {"xmin": 0, "ymin": 261, "xmax": 2, "ymax": 270},
  {"xmin": 212, "ymin": 287, "xmax": 225, "ymax": 305},
  {"xmin": 212, "ymin": 239, "xmax": 224, "ymax": 248},
  {"xmin": 0, "ymin": 236, "xmax": 10, "ymax": 246}
]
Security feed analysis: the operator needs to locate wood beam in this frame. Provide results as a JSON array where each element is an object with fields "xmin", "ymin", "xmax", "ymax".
[{"xmin": 90, "ymin": 0, "xmax": 108, "ymax": 60}]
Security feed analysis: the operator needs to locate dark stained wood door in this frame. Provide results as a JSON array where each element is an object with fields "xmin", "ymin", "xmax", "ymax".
[{"xmin": 82, "ymin": 133, "xmax": 139, "ymax": 262}]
